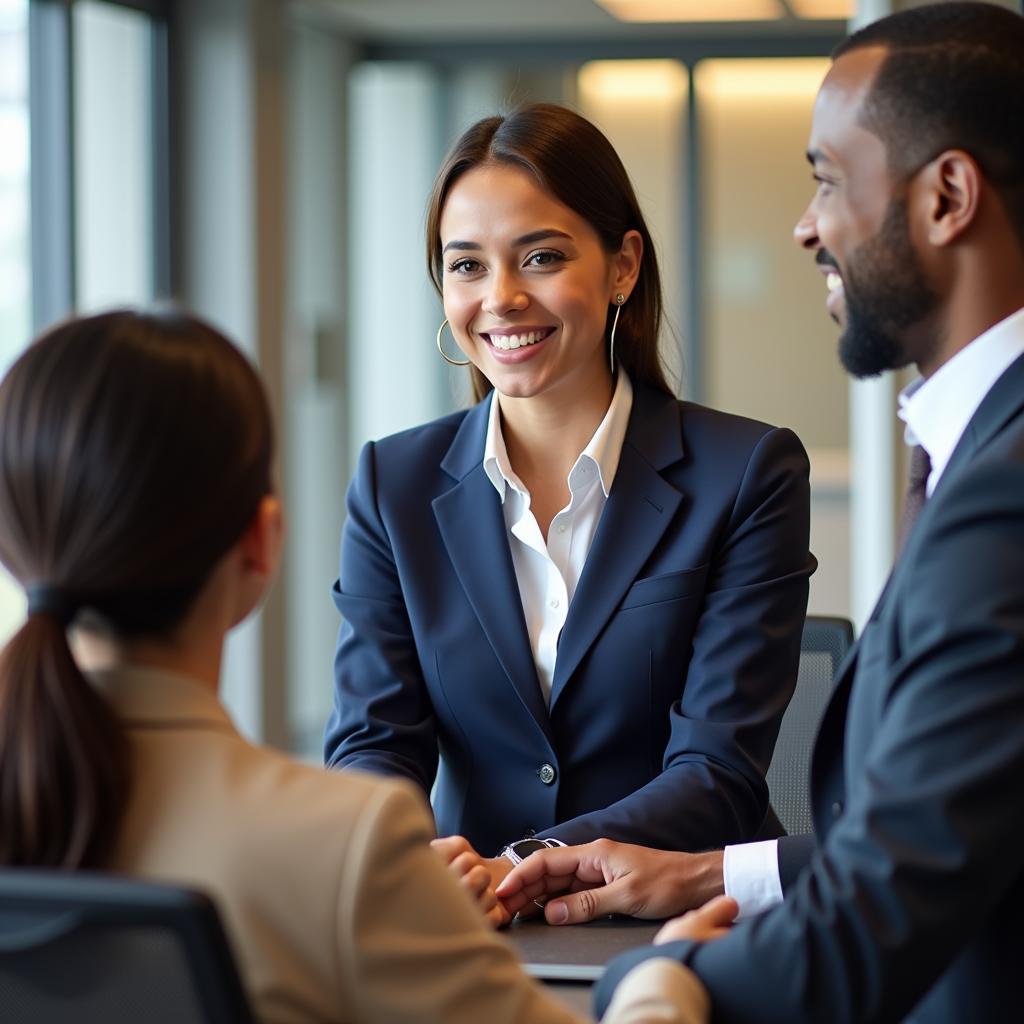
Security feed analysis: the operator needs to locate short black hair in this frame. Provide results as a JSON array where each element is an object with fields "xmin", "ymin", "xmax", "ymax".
[{"xmin": 835, "ymin": 1, "xmax": 1024, "ymax": 249}]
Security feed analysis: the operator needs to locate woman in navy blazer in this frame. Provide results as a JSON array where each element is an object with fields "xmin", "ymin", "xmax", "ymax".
[{"xmin": 325, "ymin": 104, "xmax": 815, "ymax": 917}]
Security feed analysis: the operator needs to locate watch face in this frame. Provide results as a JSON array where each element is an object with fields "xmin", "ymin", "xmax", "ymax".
[{"xmin": 511, "ymin": 839, "xmax": 549, "ymax": 858}]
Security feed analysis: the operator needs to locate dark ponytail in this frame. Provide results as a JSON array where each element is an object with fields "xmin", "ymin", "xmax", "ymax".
[
  {"xmin": 0, "ymin": 309, "xmax": 272, "ymax": 868},
  {"xmin": 0, "ymin": 615, "xmax": 125, "ymax": 867}
]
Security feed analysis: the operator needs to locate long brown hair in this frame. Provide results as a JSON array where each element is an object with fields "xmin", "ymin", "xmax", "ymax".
[
  {"xmin": 425, "ymin": 102, "xmax": 673, "ymax": 403},
  {"xmin": 0, "ymin": 309, "xmax": 272, "ymax": 868}
]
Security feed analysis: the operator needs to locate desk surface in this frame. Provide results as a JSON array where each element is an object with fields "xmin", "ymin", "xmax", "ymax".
[
  {"xmin": 507, "ymin": 915, "xmax": 661, "ymax": 977},
  {"xmin": 505, "ymin": 916, "xmax": 661, "ymax": 1015}
]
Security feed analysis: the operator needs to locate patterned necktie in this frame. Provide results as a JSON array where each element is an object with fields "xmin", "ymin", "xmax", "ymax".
[{"xmin": 897, "ymin": 445, "xmax": 932, "ymax": 555}]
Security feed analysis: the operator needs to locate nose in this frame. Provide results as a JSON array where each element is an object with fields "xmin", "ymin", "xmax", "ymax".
[
  {"xmin": 793, "ymin": 205, "xmax": 820, "ymax": 251},
  {"xmin": 482, "ymin": 267, "xmax": 528, "ymax": 317}
]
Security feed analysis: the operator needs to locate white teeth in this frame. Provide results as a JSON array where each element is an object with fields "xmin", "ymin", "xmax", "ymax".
[
  {"xmin": 826, "ymin": 272, "xmax": 843, "ymax": 293},
  {"xmin": 491, "ymin": 331, "xmax": 543, "ymax": 351}
]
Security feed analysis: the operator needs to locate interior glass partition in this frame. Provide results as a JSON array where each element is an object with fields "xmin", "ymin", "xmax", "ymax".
[{"xmin": 695, "ymin": 57, "xmax": 849, "ymax": 615}]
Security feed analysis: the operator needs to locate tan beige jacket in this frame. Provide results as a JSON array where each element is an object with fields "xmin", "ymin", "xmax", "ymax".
[{"xmin": 94, "ymin": 667, "xmax": 706, "ymax": 1024}]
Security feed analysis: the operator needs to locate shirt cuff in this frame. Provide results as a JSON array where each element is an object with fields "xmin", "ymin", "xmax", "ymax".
[{"xmin": 723, "ymin": 840, "xmax": 783, "ymax": 920}]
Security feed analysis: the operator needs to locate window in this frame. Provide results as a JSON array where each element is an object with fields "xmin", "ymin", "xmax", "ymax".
[
  {"xmin": 0, "ymin": 0, "xmax": 29, "ymax": 643},
  {"xmin": 73, "ymin": 0, "xmax": 158, "ymax": 310},
  {"xmin": 0, "ymin": 0, "xmax": 29, "ymax": 371}
]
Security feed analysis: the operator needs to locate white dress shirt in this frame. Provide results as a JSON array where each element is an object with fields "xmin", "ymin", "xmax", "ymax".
[
  {"xmin": 724, "ymin": 305, "xmax": 1024, "ymax": 919},
  {"xmin": 483, "ymin": 371, "xmax": 633, "ymax": 705}
]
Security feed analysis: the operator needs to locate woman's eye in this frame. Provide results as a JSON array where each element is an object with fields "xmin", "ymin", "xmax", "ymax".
[
  {"xmin": 447, "ymin": 258, "xmax": 482, "ymax": 274},
  {"xmin": 526, "ymin": 249, "xmax": 565, "ymax": 268}
]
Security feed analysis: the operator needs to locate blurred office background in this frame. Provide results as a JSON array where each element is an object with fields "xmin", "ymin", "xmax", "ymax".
[{"xmin": 2, "ymin": 0, "xmax": 1017, "ymax": 756}]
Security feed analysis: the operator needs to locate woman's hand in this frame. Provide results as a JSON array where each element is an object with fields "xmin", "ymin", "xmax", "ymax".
[
  {"xmin": 431, "ymin": 835, "xmax": 514, "ymax": 928},
  {"xmin": 654, "ymin": 894, "xmax": 739, "ymax": 945}
]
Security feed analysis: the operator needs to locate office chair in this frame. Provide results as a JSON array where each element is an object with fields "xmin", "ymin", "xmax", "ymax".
[
  {"xmin": 766, "ymin": 614, "xmax": 855, "ymax": 836},
  {"xmin": 0, "ymin": 870, "xmax": 254, "ymax": 1024}
]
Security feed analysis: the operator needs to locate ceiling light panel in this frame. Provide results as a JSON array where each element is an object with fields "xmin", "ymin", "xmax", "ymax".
[{"xmin": 595, "ymin": 0, "xmax": 785, "ymax": 22}]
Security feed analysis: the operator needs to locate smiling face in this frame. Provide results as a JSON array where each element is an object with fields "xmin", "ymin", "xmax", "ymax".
[
  {"xmin": 795, "ymin": 47, "xmax": 940, "ymax": 378},
  {"xmin": 439, "ymin": 162, "xmax": 635, "ymax": 403}
]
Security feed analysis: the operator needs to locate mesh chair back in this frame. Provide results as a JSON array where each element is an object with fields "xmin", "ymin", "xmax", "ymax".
[
  {"xmin": 0, "ymin": 871, "xmax": 254, "ymax": 1024},
  {"xmin": 766, "ymin": 615, "xmax": 855, "ymax": 835}
]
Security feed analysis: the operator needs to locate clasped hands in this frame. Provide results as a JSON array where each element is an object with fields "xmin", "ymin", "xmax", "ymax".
[{"xmin": 430, "ymin": 835, "xmax": 738, "ymax": 944}]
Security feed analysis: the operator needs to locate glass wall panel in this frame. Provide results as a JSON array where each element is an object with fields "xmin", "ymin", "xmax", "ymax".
[
  {"xmin": 578, "ymin": 59, "xmax": 689, "ymax": 392},
  {"xmin": 73, "ymin": 0, "xmax": 154, "ymax": 310},
  {"xmin": 0, "ymin": 0, "xmax": 28, "ymax": 644},
  {"xmin": 696, "ymin": 57, "xmax": 849, "ymax": 616}
]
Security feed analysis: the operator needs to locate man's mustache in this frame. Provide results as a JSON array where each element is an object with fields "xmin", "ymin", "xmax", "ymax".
[{"xmin": 816, "ymin": 250, "xmax": 839, "ymax": 272}]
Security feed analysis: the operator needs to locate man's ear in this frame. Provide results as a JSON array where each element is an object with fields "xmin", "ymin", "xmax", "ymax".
[
  {"xmin": 238, "ymin": 495, "xmax": 284, "ymax": 580},
  {"xmin": 920, "ymin": 149, "xmax": 982, "ymax": 247}
]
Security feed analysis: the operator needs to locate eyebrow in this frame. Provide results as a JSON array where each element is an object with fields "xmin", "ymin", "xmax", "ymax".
[
  {"xmin": 441, "ymin": 229, "xmax": 573, "ymax": 255},
  {"xmin": 806, "ymin": 148, "xmax": 833, "ymax": 167}
]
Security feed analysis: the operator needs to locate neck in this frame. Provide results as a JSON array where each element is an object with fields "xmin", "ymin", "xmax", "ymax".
[
  {"xmin": 918, "ymin": 235, "xmax": 1024, "ymax": 378},
  {"xmin": 72, "ymin": 628, "xmax": 224, "ymax": 692},
  {"xmin": 499, "ymin": 371, "xmax": 615, "ymax": 484}
]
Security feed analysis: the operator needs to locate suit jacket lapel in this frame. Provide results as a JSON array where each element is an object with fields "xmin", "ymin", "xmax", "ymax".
[
  {"xmin": 930, "ymin": 349, "xmax": 1024, "ymax": 504},
  {"xmin": 432, "ymin": 396, "xmax": 552, "ymax": 741},
  {"xmin": 550, "ymin": 387, "xmax": 685, "ymax": 708}
]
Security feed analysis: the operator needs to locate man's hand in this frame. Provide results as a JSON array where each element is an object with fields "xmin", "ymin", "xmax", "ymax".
[
  {"xmin": 655, "ymin": 894, "xmax": 739, "ymax": 944},
  {"xmin": 495, "ymin": 838, "xmax": 725, "ymax": 925},
  {"xmin": 430, "ymin": 835, "xmax": 514, "ymax": 928}
]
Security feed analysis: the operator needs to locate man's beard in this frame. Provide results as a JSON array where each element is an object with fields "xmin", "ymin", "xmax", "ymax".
[{"xmin": 837, "ymin": 197, "xmax": 939, "ymax": 379}]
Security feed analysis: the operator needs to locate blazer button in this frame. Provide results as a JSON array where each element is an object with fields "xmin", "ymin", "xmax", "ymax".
[
  {"xmin": 538, "ymin": 763, "xmax": 556, "ymax": 785},
  {"xmin": 831, "ymin": 801, "xmax": 843, "ymax": 817}
]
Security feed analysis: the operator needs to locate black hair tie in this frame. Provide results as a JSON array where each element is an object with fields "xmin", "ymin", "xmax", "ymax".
[{"xmin": 26, "ymin": 585, "xmax": 79, "ymax": 627}]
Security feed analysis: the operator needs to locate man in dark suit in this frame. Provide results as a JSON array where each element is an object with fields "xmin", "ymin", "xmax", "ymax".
[{"xmin": 498, "ymin": 4, "xmax": 1024, "ymax": 1020}]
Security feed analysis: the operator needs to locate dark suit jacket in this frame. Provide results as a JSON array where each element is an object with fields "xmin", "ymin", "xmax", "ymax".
[
  {"xmin": 598, "ymin": 352, "xmax": 1024, "ymax": 1023},
  {"xmin": 324, "ymin": 382, "xmax": 814, "ymax": 855}
]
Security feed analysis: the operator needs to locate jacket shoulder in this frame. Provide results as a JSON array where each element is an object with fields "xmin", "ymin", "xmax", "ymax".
[
  {"xmin": 669, "ymin": 400, "xmax": 807, "ymax": 476},
  {"xmin": 370, "ymin": 406, "xmax": 471, "ymax": 463}
]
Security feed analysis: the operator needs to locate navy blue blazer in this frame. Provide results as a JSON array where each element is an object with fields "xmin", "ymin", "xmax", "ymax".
[
  {"xmin": 598, "ymin": 353, "xmax": 1024, "ymax": 1023},
  {"xmin": 325, "ymin": 383, "xmax": 814, "ymax": 855}
]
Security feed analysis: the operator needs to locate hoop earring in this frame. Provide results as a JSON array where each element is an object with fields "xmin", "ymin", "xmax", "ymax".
[
  {"xmin": 609, "ymin": 294, "xmax": 625, "ymax": 374},
  {"xmin": 436, "ymin": 318, "xmax": 471, "ymax": 367}
]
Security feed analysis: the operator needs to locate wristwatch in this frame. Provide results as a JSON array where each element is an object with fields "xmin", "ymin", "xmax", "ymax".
[{"xmin": 500, "ymin": 837, "xmax": 561, "ymax": 865}]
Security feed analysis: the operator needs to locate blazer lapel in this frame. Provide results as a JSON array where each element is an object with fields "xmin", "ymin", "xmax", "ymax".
[
  {"xmin": 432, "ymin": 396, "xmax": 552, "ymax": 740},
  {"xmin": 550, "ymin": 387, "xmax": 685, "ymax": 708}
]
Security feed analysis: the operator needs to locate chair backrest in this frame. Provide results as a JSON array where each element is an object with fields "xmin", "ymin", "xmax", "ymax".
[
  {"xmin": 0, "ymin": 870, "xmax": 254, "ymax": 1024},
  {"xmin": 766, "ymin": 615, "xmax": 855, "ymax": 836}
]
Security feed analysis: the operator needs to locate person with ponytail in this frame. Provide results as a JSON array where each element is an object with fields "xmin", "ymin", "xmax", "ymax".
[{"xmin": 0, "ymin": 309, "xmax": 706, "ymax": 1023}]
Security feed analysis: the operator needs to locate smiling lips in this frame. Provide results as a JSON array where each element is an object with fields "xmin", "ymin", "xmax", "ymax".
[
  {"xmin": 482, "ymin": 327, "xmax": 555, "ymax": 351},
  {"xmin": 823, "ymin": 267, "xmax": 845, "ymax": 320}
]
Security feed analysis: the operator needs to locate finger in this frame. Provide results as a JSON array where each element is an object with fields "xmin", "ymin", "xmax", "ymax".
[
  {"xmin": 474, "ymin": 880, "xmax": 498, "ymax": 913},
  {"xmin": 694, "ymin": 894, "xmax": 739, "ymax": 928},
  {"xmin": 544, "ymin": 878, "xmax": 630, "ymax": 925},
  {"xmin": 431, "ymin": 835, "xmax": 472, "ymax": 864},
  {"xmin": 498, "ymin": 872, "xmax": 581, "ymax": 915},
  {"xmin": 450, "ymin": 850, "xmax": 483, "ymax": 878},
  {"xmin": 487, "ymin": 901, "xmax": 512, "ymax": 929},
  {"xmin": 496, "ymin": 845, "xmax": 605, "ymax": 896},
  {"xmin": 461, "ymin": 864, "xmax": 493, "ymax": 900}
]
